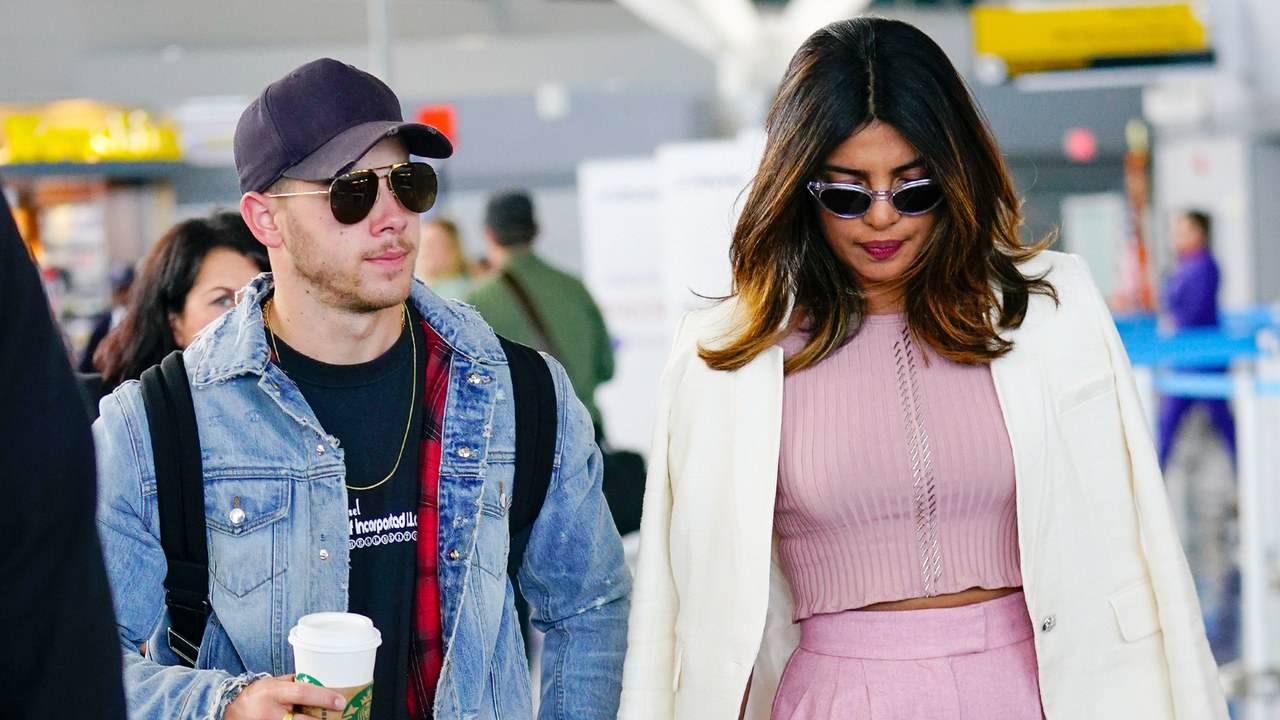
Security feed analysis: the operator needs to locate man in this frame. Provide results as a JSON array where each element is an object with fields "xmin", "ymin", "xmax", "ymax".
[
  {"xmin": 466, "ymin": 191, "xmax": 614, "ymax": 437},
  {"xmin": 94, "ymin": 58, "xmax": 629, "ymax": 720},
  {"xmin": 1, "ymin": 185, "xmax": 127, "ymax": 720},
  {"xmin": 1157, "ymin": 209, "xmax": 1235, "ymax": 468}
]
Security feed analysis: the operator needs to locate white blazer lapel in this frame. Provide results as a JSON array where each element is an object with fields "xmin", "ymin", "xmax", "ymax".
[
  {"xmin": 664, "ymin": 341, "xmax": 786, "ymax": 716},
  {"xmin": 990, "ymin": 325, "xmax": 1052, "ymax": 590}
]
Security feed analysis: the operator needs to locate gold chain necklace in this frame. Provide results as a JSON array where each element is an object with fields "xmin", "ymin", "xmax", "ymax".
[{"xmin": 263, "ymin": 299, "xmax": 416, "ymax": 492}]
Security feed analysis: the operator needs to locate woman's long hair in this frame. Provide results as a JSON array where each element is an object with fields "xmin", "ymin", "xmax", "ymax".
[
  {"xmin": 95, "ymin": 211, "xmax": 269, "ymax": 390},
  {"xmin": 423, "ymin": 218, "xmax": 469, "ymax": 277},
  {"xmin": 700, "ymin": 17, "xmax": 1057, "ymax": 374}
]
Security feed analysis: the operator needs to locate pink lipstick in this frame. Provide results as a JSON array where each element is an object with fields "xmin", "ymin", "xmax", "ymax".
[{"xmin": 861, "ymin": 241, "xmax": 903, "ymax": 261}]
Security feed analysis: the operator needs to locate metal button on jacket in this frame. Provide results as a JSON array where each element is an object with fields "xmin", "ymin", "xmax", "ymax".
[
  {"xmin": 448, "ymin": 548, "xmax": 461, "ymax": 561},
  {"xmin": 316, "ymin": 444, "xmax": 325, "ymax": 455},
  {"xmin": 1041, "ymin": 615, "xmax": 1057, "ymax": 632},
  {"xmin": 319, "ymin": 548, "xmax": 330, "ymax": 561},
  {"xmin": 467, "ymin": 372, "xmax": 490, "ymax": 385},
  {"xmin": 228, "ymin": 507, "xmax": 246, "ymax": 526},
  {"xmin": 456, "ymin": 447, "xmax": 474, "ymax": 459}
]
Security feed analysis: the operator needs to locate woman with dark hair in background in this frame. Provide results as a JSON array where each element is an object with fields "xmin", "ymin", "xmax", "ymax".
[
  {"xmin": 93, "ymin": 211, "xmax": 268, "ymax": 394},
  {"xmin": 620, "ymin": 17, "xmax": 1226, "ymax": 720}
]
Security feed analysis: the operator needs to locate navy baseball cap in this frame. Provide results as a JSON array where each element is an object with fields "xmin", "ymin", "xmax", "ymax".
[{"xmin": 233, "ymin": 58, "xmax": 453, "ymax": 194}]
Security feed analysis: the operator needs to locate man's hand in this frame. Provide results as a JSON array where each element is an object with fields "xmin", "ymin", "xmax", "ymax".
[{"xmin": 225, "ymin": 675, "xmax": 347, "ymax": 720}]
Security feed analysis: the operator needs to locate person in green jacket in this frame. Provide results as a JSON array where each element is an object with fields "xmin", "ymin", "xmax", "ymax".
[{"xmin": 466, "ymin": 189, "xmax": 614, "ymax": 436}]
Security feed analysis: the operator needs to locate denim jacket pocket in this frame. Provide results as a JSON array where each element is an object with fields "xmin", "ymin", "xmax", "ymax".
[
  {"xmin": 472, "ymin": 499, "xmax": 511, "ymax": 581},
  {"xmin": 206, "ymin": 477, "xmax": 292, "ymax": 597}
]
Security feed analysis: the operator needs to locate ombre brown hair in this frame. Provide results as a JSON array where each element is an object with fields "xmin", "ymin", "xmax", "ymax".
[{"xmin": 700, "ymin": 17, "xmax": 1056, "ymax": 374}]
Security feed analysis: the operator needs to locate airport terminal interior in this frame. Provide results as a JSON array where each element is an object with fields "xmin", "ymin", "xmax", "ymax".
[{"xmin": 6, "ymin": 0, "xmax": 1280, "ymax": 717}]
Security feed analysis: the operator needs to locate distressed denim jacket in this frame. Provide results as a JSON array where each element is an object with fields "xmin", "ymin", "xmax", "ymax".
[{"xmin": 94, "ymin": 275, "xmax": 631, "ymax": 720}]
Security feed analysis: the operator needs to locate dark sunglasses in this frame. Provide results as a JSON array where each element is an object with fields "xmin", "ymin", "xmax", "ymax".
[
  {"xmin": 806, "ymin": 178, "xmax": 943, "ymax": 219},
  {"xmin": 267, "ymin": 162, "xmax": 439, "ymax": 224}
]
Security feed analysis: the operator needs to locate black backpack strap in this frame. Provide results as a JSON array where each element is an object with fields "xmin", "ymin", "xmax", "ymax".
[
  {"xmin": 139, "ymin": 350, "xmax": 208, "ymax": 667},
  {"xmin": 498, "ymin": 336, "xmax": 557, "ymax": 570}
]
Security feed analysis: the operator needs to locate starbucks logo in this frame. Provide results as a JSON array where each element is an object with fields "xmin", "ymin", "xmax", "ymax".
[
  {"xmin": 293, "ymin": 675, "xmax": 373, "ymax": 720},
  {"xmin": 343, "ymin": 686, "xmax": 373, "ymax": 720}
]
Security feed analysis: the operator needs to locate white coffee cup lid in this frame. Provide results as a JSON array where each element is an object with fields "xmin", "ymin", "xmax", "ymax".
[{"xmin": 288, "ymin": 612, "xmax": 382, "ymax": 654}]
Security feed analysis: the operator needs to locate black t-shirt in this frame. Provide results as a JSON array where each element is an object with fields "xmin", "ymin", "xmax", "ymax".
[{"xmin": 270, "ymin": 305, "xmax": 426, "ymax": 720}]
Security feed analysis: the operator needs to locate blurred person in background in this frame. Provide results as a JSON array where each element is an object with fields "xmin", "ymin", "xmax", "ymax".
[
  {"xmin": 40, "ymin": 265, "xmax": 72, "ymax": 319},
  {"xmin": 0, "ymin": 185, "xmax": 126, "ymax": 718},
  {"xmin": 1157, "ymin": 209, "xmax": 1236, "ymax": 468},
  {"xmin": 1158, "ymin": 208, "xmax": 1240, "ymax": 666},
  {"xmin": 92, "ymin": 211, "xmax": 268, "ymax": 396},
  {"xmin": 620, "ymin": 17, "xmax": 1226, "ymax": 720},
  {"xmin": 79, "ymin": 261, "xmax": 136, "ymax": 373},
  {"xmin": 466, "ymin": 189, "xmax": 614, "ymax": 437},
  {"xmin": 413, "ymin": 216, "xmax": 473, "ymax": 299},
  {"xmin": 466, "ymin": 191, "xmax": 622, "ymax": 658},
  {"xmin": 472, "ymin": 254, "xmax": 494, "ymax": 280}
]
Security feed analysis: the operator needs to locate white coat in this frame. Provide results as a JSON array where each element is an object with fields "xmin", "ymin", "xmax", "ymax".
[{"xmin": 619, "ymin": 251, "xmax": 1228, "ymax": 719}]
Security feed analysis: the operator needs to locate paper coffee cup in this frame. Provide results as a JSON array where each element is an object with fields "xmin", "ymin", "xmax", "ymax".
[{"xmin": 288, "ymin": 612, "xmax": 382, "ymax": 720}]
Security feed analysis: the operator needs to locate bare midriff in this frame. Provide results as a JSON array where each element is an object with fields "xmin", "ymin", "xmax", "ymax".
[{"xmin": 857, "ymin": 586, "xmax": 1021, "ymax": 612}]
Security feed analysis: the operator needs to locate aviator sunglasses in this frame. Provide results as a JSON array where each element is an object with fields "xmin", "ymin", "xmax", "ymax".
[
  {"xmin": 266, "ymin": 162, "xmax": 439, "ymax": 224},
  {"xmin": 806, "ymin": 177, "xmax": 943, "ymax": 219}
]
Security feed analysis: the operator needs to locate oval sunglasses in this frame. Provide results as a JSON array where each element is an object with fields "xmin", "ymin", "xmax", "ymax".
[
  {"xmin": 266, "ymin": 162, "xmax": 438, "ymax": 224},
  {"xmin": 806, "ymin": 177, "xmax": 943, "ymax": 219}
]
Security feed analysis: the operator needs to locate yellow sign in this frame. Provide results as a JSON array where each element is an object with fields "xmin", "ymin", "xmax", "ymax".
[
  {"xmin": 0, "ymin": 99, "xmax": 182, "ymax": 164},
  {"xmin": 973, "ymin": 2, "xmax": 1211, "ymax": 78}
]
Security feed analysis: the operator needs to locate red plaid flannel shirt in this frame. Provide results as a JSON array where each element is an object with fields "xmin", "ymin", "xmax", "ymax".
[{"xmin": 407, "ymin": 319, "xmax": 452, "ymax": 718}]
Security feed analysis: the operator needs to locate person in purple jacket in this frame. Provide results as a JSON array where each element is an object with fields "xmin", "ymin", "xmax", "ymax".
[{"xmin": 1157, "ymin": 209, "xmax": 1236, "ymax": 469}]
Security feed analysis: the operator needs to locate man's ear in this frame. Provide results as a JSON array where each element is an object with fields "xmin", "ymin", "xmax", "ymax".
[{"xmin": 240, "ymin": 192, "xmax": 285, "ymax": 249}]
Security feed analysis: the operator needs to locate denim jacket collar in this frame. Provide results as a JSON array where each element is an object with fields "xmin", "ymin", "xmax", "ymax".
[{"xmin": 189, "ymin": 273, "xmax": 506, "ymax": 386}]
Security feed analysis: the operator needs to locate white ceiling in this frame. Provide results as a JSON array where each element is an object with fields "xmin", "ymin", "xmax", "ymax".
[
  {"xmin": 0, "ymin": 0, "xmax": 664, "ymax": 103},
  {"xmin": 4, "ymin": 0, "xmax": 647, "ymax": 53}
]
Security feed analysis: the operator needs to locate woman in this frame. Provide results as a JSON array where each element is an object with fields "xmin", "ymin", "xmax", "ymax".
[
  {"xmin": 619, "ymin": 18, "xmax": 1226, "ymax": 720},
  {"xmin": 93, "ymin": 211, "xmax": 269, "ymax": 394},
  {"xmin": 414, "ymin": 216, "xmax": 474, "ymax": 299}
]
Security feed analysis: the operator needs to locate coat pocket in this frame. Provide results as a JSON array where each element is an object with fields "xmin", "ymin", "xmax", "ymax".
[
  {"xmin": 1055, "ymin": 372, "xmax": 1114, "ymax": 416},
  {"xmin": 1109, "ymin": 576, "xmax": 1161, "ymax": 642}
]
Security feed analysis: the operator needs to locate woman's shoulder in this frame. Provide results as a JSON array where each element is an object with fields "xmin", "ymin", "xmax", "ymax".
[
  {"xmin": 1016, "ymin": 249, "xmax": 1088, "ymax": 283},
  {"xmin": 1014, "ymin": 249, "xmax": 1054, "ymax": 273},
  {"xmin": 678, "ymin": 299, "xmax": 741, "ymax": 340},
  {"xmin": 671, "ymin": 296, "xmax": 790, "ymax": 353},
  {"xmin": 662, "ymin": 298, "xmax": 763, "ymax": 376},
  {"xmin": 1011, "ymin": 250, "xmax": 1114, "ymax": 343},
  {"xmin": 1014, "ymin": 250, "xmax": 1105, "ymax": 309}
]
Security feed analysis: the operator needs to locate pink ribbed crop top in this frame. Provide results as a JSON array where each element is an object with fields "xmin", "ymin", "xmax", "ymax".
[{"xmin": 776, "ymin": 313, "xmax": 1021, "ymax": 620}]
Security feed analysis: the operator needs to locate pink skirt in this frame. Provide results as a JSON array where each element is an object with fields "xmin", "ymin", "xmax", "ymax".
[{"xmin": 772, "ymin": 592, "xmax": 1045, "ymax": 720}]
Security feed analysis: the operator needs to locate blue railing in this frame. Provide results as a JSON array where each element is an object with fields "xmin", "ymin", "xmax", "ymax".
[{"xmin": 1115, "ymin": 307, "xmax": 1280, "ymax": 399}]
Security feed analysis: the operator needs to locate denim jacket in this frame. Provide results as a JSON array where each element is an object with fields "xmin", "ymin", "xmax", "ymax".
[{"xmin": 94, "ymin": 275, "xmax": 630, "ymax": 720}]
